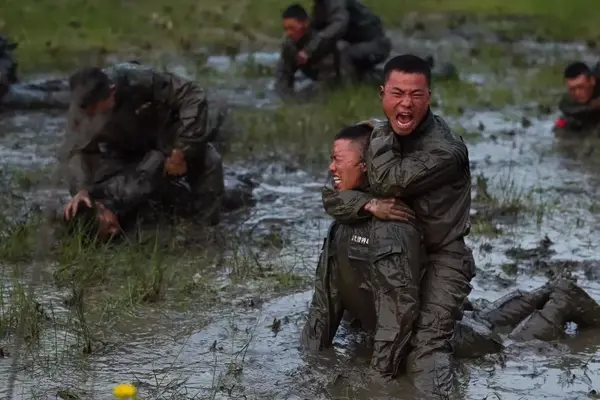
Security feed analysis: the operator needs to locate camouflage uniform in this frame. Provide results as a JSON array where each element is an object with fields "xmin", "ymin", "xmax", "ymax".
[
  {"xmin": 64, "ymin": 63, "xmax": 224, "ymax": 227},
  {"xmin": 307, "ymin": 0, "xmax": 391, "ymax": 80},
  {"xmin": 275, "ymin": 30, "xmax": 342, "ymax": 101},
  {"xmin": 322, "ymin": 113, "xmax": 474, "ymax": 398},
  {"xmin": 555, "ymin": 63, "xmax": 600, "ymax": 139},
  {"xmin": 302, "ymin": 206, "xmax": 424, "ymax": 377}
]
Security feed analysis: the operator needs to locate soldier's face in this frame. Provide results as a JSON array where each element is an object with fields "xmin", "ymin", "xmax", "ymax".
[
  {"xmin": 566, "ymin": 74, "xmax": 596, "ymax": 104},
  {"xmin": 283, "ymin": 18, "xmax": 308, "ymax": 42},
  {"xmin": 329, "ymin": 139, "xmax": 367, "ymax": 191},
  {"xmin": 380, "ymin": 70, "xmax": 431, "ymax": 136}
]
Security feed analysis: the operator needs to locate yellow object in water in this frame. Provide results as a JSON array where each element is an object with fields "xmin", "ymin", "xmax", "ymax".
[{"xmin": 113, "ymin": 383, "xmax": 137, "ymax": 398}]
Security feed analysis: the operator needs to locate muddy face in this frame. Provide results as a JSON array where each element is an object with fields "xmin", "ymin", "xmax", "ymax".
[
  {"xmin": 328, "ymin": 139, "xmax": 366, "ymax": 191},
  {"xmin": 282, "ymin": 18, "xmax": 309, "ymax": 43},
  {"xmin": 380, "ymin": 70, "xmax": 431, "ymax": 136},
  {"xmin": 566, "ymin": 73, "xmax": 597, "ymax": 104},
  {"xmin": 82, "ymin": 87, "xmax": 116, "ymax": 117}
]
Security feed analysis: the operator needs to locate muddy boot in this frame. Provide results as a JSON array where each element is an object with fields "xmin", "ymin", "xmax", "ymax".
[
  {"xmin": 407, "ymin": 352, "xmax": 457, "ymax": 400},
  {"xmin": 477, "ymin": 283, "xmax": 552, "ymax": 328},
  {"xmin": 555, "ymin": 279, "xmax": 600, "ymax": 328},
  {"xmin": 508, "ymin": 280, "xmax": 574, "ymax": 341},
  {"xmin": 453, "ymin": 313, "xmax": 503, "ymax": 358}
]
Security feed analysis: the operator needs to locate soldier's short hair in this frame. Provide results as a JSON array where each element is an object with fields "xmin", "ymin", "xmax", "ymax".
[
  {"xmin": 69, "ymin": 66, "xmax": 112, "ymax": 109},
  {"xmin": 282, "ymin": 3, "xmax": 309, "ymax": 20},
  {"xmin": 564, "ymin": 62, "xmax": 591, "ymax": 79},
  {"xmin": 383, "ymin": 54, "xmax": 432, "ymax": 87},
  {"xmin": 334, "ymin": 124, "xmax": 371, "ymax": 160}
]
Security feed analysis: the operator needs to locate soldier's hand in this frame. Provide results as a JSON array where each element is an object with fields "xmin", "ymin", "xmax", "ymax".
[
  {"xmin": 296, "ymin": 50, "xmax": 308, "ymax": 66},
  {"xmin": 165, "ymin": 149, "xmax": 187, "ymax": 176},
  {"xmin": 364, "ymin": 198, "xmax": 416, "ymax": 221},
  {"xmin": 64, "ymin": 190, "xmax": 92, "ymax": 220}
]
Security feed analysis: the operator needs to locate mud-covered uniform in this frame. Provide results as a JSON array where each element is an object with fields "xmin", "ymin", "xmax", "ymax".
[
  {"xmin": 0, "ymin": 34, "xmax": 18, "ymax": 100},
  {"xmin": 556, "ymin": 63, "xmax": 600, "ymax": 138},
  {"xmin": 301, "ymin": 211, "xmax": 424, "ymax": 377},
  {"xmin": 323, "ymin": 112, "xmax": 474, "ymax": 398},
  {"xmin": 64, "ymin": 63, "xmax": 224, "ymax": 227},
  {"xmin": 275, "ymin": 30, "xmax": 342, "ymax": 101},
  {"xmin": 306, "ymin": 0, "xmax": 390, "ymax": 81}
]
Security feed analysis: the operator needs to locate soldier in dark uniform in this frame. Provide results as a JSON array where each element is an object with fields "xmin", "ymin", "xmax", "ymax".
[
  {"xmin": 275, "ymin": 4, "xmax": 342, "ymax": 100},
  {"xmin": 555, "ymin": 61, "xmax": 600, "ymax": 138},
  {"xmin": 322, "ymin": 54, "xmax": 474, "ymax": 398},
  {"xmin": 301, "ymin": 124, "xmax": 423, "ymax": 378},
  {"xmin": 62, "ymin": 63, "xmax": 224, "ymax": 238}
]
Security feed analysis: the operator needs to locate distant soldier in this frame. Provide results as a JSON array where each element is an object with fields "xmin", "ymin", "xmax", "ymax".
[
  {"xmin": 555, "ymin": 61, "xmax": 600, "ymax": 138},
  {"xmin": 62, "ymin": 63, "xmax": 225, "ymax": 238}
]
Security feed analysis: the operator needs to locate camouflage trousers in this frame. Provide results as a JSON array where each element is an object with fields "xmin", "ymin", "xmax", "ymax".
[
  {"xmin": 405, "ymin": 240, "xmax": 476, "ymax": 400},
  {"xmin": 301, "ymin": 218, "xmax": 424, "ymax": 379},
  {"xmin": 89, "ymin": 143, "xmax": 224, "ymax": 228}
]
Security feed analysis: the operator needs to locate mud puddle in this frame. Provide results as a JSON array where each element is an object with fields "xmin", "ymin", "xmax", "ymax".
[{"xmin": 3, "ymin": 37, "xmax": 600, "ymax": 400}]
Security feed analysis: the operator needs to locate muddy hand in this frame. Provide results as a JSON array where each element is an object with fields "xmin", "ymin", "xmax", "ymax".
[
  {"xmin": 164, "ymin": 149, "xmax": 187, "ymax": 176},
  {"xmin": 364, "ymin": 198, "xmax": 416, "ymax": 221},
  {"xmin": 64, "ymin": 190, "xmax": 92, "ymax": 220}
]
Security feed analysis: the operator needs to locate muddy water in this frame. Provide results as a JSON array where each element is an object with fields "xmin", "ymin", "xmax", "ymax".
[{"xmin": 3, "ymin": 42, "xmax": 600, "ymax": 400}]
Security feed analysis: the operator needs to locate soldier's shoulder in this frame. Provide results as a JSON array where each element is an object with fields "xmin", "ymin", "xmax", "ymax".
[{"xmin": 428, "ymin": 114, "xmax": 469, "ymax": 149}]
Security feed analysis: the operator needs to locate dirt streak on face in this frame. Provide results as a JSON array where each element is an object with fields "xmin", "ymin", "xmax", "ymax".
[
  {"xmin": 566, "ymin": 73, "xmax": 597, "ymax": 104},
  {"xmin": 328, "ymin": 139, "xmax": 367, "ymax": 191},
  {"xmin": 282, "ymin": 18, "xmax": 309, "ymax": 43},
  {"xmin": 380, "ymin": 70, "xmax": 431, "ymax": 136}
]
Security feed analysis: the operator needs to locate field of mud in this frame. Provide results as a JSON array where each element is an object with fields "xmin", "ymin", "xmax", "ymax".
[{"xmin": 2, "ymin": 13, "xmax": 600, "ymax": 400}]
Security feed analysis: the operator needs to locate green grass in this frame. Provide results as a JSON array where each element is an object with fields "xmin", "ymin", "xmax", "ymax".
[{"xmin": 2, "ymin": 0, "xmax": 599, "ymax": 73}]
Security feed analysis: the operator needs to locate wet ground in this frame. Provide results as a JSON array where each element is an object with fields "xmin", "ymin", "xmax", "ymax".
[{"xmin": 2, "ymin": 29, "xmax": 600, "ymax": 400}]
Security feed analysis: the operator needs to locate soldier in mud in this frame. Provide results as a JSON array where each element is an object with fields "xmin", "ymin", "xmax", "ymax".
[
  {"xmin": 301, "ymin": 124, "xmax": 424, "ymax": 379},
  {"xmin": 61, "ymin": 63, "xmax": 226, "ymax": 238},
  {"xmin": 555, "ymin": 61, "xmax": 600, "ymax": 138},
  {"xmin": 321, "ymin": 54, "xmax": 474, "ymax": 398},
  {"xmin": 275, "ymin": 1, "xmax": 391, "ymax": 100},
  {"xmin": 275, "ymin": 4, "xmax": 336, "ymax": 100}
]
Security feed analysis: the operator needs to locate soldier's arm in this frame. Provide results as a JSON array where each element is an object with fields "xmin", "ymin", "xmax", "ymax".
[
  {"xmin": 274, "ymin": 42, "xmax": 297, "ymax": 99},
  {"xmin": 62, "ymin": 109, "xmax": 99, "ymax": 195},
  {"xmin": 94, "ymin": 150, "xmax": 166, "ymax": 217},
  {"xmin": 150, "ymin": 71, "xmax": 209, "ymax": 159},
  {"xmin": 369, "ymin": 138, "xmax": 469, "ymax": 197},
  {"xmin": 303, "ymin": 0, "xmax": 349, "ymax": 61},
  {"xmin": 322, "ymin": 180, "xmax": 373, "ymax": 223}
]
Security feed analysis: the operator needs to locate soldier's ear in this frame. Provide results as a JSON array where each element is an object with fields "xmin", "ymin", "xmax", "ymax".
[
  {"xmin": 379, "ymin": 85, "xmax": 384, "ymax": 99},
  {"xmin": 359, "ymin": 161, "xmax": 367, "ymax": 172}
]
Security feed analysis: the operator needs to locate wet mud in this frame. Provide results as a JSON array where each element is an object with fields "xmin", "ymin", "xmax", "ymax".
[{"xmin": 2, "ymin": 25, "xmax": 600, "ymax": 400}]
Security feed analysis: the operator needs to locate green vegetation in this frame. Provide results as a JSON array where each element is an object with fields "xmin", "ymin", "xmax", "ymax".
[{"xmin": 2, "ymin": 0, "xmax": 599, "ymax": 72}]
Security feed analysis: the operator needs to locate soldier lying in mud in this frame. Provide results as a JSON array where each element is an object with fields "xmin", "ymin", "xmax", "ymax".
[
  {"xmin": 61, "ymin": 63, "xmax": 249, "ymax": 239},
  {"xmin": 319, "ymin": 54, "xmax": 474, "ymax": 399},
  {"xmin": 302, "ymin": 123, "xmax": 600, "ymax": 382},
  {"xmin": 554, "ymin": 61, "xmax": 600, "ymax": 138},
  {"xmin": 275, "ymin": 1, "xmax": 391, "ymax": 100},
  {"xmin": 0, "ymin": 33, "xmax": 70, "ymax": 110}
]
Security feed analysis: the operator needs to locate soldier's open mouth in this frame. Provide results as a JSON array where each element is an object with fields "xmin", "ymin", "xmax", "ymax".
[
  {"xmin": 396, "ymin": 112, "xmax": 413, "ymax": 128},
  {"xmin": 332, "ymin": 176, "xmax": 341, "ymax": 187}
]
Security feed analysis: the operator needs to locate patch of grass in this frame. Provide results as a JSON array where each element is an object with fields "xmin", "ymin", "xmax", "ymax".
[{"xmin": 3, "ymin": 0, "xmax": 599, "ymax": 73}]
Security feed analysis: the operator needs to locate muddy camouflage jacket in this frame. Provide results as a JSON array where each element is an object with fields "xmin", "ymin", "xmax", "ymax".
[
  {"xmin": 558, "ymin": 63, "xmax": 600, "ymax": 131},
  {"xmin": 275, "ymin": 31, "xmax": 329, "ymax": 98},
  {"xmin": 305, "ymin": 0, "xmax": 386, "ymax": 62},
  {"xmin": 323, "ymin": 111, "xmax": 472, "ymax": 252},
  {"xmin": 65, "ymin": 63, "xmax": 210, "ymax": 194}
]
